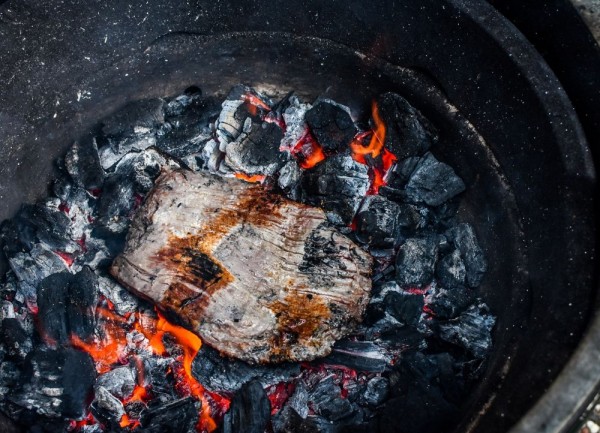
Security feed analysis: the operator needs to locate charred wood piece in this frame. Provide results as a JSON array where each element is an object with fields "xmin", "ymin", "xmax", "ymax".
[
  {"xmin": 324, "ymin": 340, "xmax": 393, "ymax": 373},
  {"xmin": 435, "ymin": 303, "xmax": 495, "ymax": 358},
  {"xmin": 305, "ymin": 101, "xmax": 356, "ymax": 155},
  {"xmin": 445, "ymin": 223, "xmax": 487, "ymax": 288},
  {"xmin": 223, "ymin": 380, "xmax": 271, "ymax": 433},
  {"xmin": 395, "ymin": 237, "xmax": 439, "ymax": 287},
  {"xmin": 140, "ymin": 397, "xmax": 199, "ymax": 433}
]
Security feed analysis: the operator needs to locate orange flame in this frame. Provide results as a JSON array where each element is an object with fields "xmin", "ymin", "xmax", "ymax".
[
  {"xmin": 119, "ymin": 414, "xmax": 141, "ymax": 430},
  {"xmin": 242, "ymin": 92, "xmax": 271, "ymax": 116},
  {"xmin": 350, "ymin": 101, "xmax": 386, "ymax": 160},
  {"xmin": 289, "ymin": 128, "xmax": 326, "ymax": 169},
  {"xmin": 234, "ymin": 172, "xmax": 266, "ymax": 183}
]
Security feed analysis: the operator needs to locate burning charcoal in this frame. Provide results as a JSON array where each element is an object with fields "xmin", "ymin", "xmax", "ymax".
[
  {"xmin": 140, "ymin": 397, "xmax": 199, "ymax": 433},
  {"xmin": 192, "ymin": 346, "xmax": 300, "ymax": 393},
  {"xmin": 355, "ymin": 196, "xmax": 407, "ymax": 249},
  {"xmin": 395, "ymin": 237, "xmax": 438, "ymax": 287},
  {"xmin": 97, "ymin": 173, "xmax": 135, "ymax": 233},
  {"xmin": 305, "ymin": 101, "xmax": 356, "ymax": 154},
  {"xmin": 403, "ymin": 153, "xmax": 466, "ymax": 207},
  {"xmin": 96, "ymin": 275, "xmax": 140, "ymax": 316},
  {"xmin": 436, "ymin": 303, "xmax": 495, "ymax": 358},
  {"xmin": 428, "ymin": 287, "xmax": 475, "ymax": 320},
  {"xmin": 224, "ymin": 121, "xmax": 287, "ymax": 176},
  {"xmin": 385, "ymin": 292, "xmax": 424, "ymax": 326},
  {"xmin": 280, "ymin": 96, "xmax": 311, "ymax": 151},
  {"xmin": 91, "ymin": 385, "xmax": 125, "ymax": 422},
  {"xmin": 37, "ymin": 268, "xmax": 97, "ymax": 344},
  {"xmin": 286, "ymin": 382, "xmax": 310, "ymax": 419},
  {"xmin": 383, "ymin": 156, "xmax": 421, "ymax": 192},
  {"xmin": 308, "ymin": 377, "xmax": 353, "ymax": 422},
  {"xmin": 376, "ymin": 93, "xmax": 436, "ymax": 160},
  {"xmin": 436, "ymin": 249, "xmax": 467, "ymax": 289},
  {"xmin": 9, "ymin": 346, "xmax": 95, "ymax": 418},
  {"xmin": 301, "ymin": 154, "xmax": 369, "ymax": 225},
  {"xmin": 278, "ymin": 160, "xmax": 303, "ymax": 201},
  {"xmin": 64, "ymin": 138, "xmax": 104, "ymax": 190},
  {"xmin": 216, "ymin": 85, "xmax": 268, "ymax": 146},
  {"xmin": 324, "ymin": 341, "xmax": 392, "ymax": 373},
  {"xmin": 223, "ymin": 380, "xmax": 271, "ymax": 433},
  {"xmin": 101, "ymin": 99, "xmax": 165, "ymax": 139},
  {"xmin": 272, "ymin": 406, "xmax": 319, "ymax": 433},
  {"xmin": 142, "ymin": 357, "xmax": 177, "ymax": 403},
  {"xmin": 445, "ymin": 223, "xmax": 487, "ymax": 287},
  {"xmin": 95, "ymin": 366, "xmax": 136, "ymax": 400},
  {"xmin": 111, "ymin": 169, "xmax": 372, "ymax": 363},
  {"xmin": 0, "ymin": 318, "xmax": 33, "ymax": 363},
  {"xmin": 360, "ymin": 377, "xmax": 389, "ymax": 407}
]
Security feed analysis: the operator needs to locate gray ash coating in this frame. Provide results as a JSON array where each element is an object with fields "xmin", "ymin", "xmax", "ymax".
[{"xmin": 0, "ymin": 83, "xmax": 495, "ymax": 433}]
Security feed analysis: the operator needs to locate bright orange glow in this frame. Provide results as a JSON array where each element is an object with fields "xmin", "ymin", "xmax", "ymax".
[
  {"xmin": 350, "ymin": 101, "xmax": 386, "ymax": 160},
  {"xmin": 289, "ymin": 128, "xmax": 326, "ymax": 169},
  {"xmin": 234, "ymin": 172, "xmax": 266, "ymax": 183},
  {"xmin": 68, "ymin": 412, "xmax": 96, "ymax": 431},
  {"xmin": 119, "ymin": 414, "xmax": 141, "ymax": 430},
  {"xmin": 128, "ymin": 385, "xmax": 150, "ymax": 404},
  {"xmin": 242, "ymin": 92, "xmax": 271, "ymax": 113}
]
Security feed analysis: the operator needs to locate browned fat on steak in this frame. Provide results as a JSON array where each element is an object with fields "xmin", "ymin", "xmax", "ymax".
[{"xmin": 110, "ymin": 169, "xmax": 372, "ymax": 364}]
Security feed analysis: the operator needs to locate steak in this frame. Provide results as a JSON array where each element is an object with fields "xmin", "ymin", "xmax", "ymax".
[{"xmin": 110, "ymin": 169, "xmax": 372, "ymax": 363}]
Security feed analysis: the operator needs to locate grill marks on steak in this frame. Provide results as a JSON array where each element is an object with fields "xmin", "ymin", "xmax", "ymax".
[{"xmin": 110, "ymin": 169, "xmax": 372, "ymax": 363}]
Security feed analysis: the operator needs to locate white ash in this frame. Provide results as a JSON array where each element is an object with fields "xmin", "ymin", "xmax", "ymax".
[{"xmin": 280, "ymin": 96, "xmax": 311, "ymax": 151}]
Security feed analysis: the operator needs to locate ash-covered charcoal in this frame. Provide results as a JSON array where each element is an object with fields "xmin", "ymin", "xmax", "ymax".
[
  {"xmin": 224, "ymin": 121, "xmax": 287, "ymax": 176},
  {"xmin": 428, "ymin": 287, "xmax": 475, "ymax": 320},
  {"xmin": 436, "ymin": 249, "xmax": 467, "ymax": 289},
  {"xmin": 111, "ymin": 169, "xmax": 372, "ymax": 363},
  {"xmin": 354, "ymin": 196, "xmax": 416, "ymax": 249},
  {"xmin": 90, "ymin": 385, "xmax": 125, "ymax": 424},
  {"xmin": 301, "ymin": 154, "xmax": 369, "ymax": 225},
  {"xmin": 435, "ymin": 303, "xmax": 496, "ymax": 358},
  {"xmin": 96, "ymin": 173, "xmax": 136, "ymax": 233},
  {"xmin": 403, "ymin": 152, "xmax": 466, "ymax": 207},
  {"xmin": 95, "ymin": 366, "xmax": 136, "ymax": 400},
  {"xmin": 64, "ymin": 137, "xmax": 105, "ymax": 190},
  {"xmin": 308, "ymin": 376, "xmax": 355, "ymax": 422},
  {"xmin": 223, "ymin": 380, "xmax": 271, "ymax": 433},
  {"xmin": 96, "ymin": 275, "xmax": 140, "ymax": 316},
  {"xmin": 278, "ymin": 159, "xmax": 303, "ymax": 201},
  {"xmin": 360, "ymin": 376, "xmax": 389, "ymax": 407},
  {"xmin": 36, "ymin": 268, "xmax": 98, "ymax": 344},
  {"xmin": 323, "ymin": 340, "xmax": 393, "ymax": 373},
  {"xmin": 9, "ymin": 346, "xmax": 95, "ymax": 418},
  {"xmin": 0, "ymin": 318, "xmax": 33, "ymax": 363},
  {"xmin": 101, "ymin": 99, "xmax": 165, "ymax": 140},
  {"xmin": 216, "ymin": 85, "xmax": 269, "ymax": 146},
  {"xmin": 140, "ymin": 397, "xmax": 199, "ymax": 433},
  {"xmin": 385, "ymin": 292, "xmax": 424, "ymax": 326},
  {"xmin": 376, "ymin": 92, "xmax": 436, "ymax": 160},
  {"xmin": 395, "ymin": 237, "xmax": 439, "ymax": 287},
  {"xmin": 141, "ymin": 357, "xmax": 178, "ymax": 404},
  {"xmin": 280, "ymin": 96, "xmax": 312, "ymax": 151},
  {"xmin": 191, "ymin": 346, "xmax": 300, "ymax": 393},
  {"xmin": 305, "ymin": 100, "xmax": 356, "ymax": 155},
  {"xmin": 445, "ymin": 223, "xmax": 487, "ymax": 288},
  {"xmin": 112, "ymin": 147, "xmax": 179, "ymax": 195}
]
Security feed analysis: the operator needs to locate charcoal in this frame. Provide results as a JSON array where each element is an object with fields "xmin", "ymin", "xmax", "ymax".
[
  {"xmin": 96, "ymin": 275, "xmax": 140, "ymax": 316},
  {"xmin": 216, "ymin": 85, "xmax": 268, "ymax": 145},
  {"xmin": 280, "ymin": 96, "xmax": 311, "ymax": 151},
  {"xmin": 278, "ymin": 159, "xmax": 303, "ymax": 201},
  {"xmin": 91, "ymin": 385, "xmax": 125, "ymax": 420},
  {"xmin": 101, "ymin": 99, "xmax": 165, "ymax": 139},
  {"xmin": 64, "ymin": 138, "xmax": 104, "ymax": 190},
  {"xmin": 97, "ymin": 173, "xmax": 135, "ymax": 232},
  {"xmin": 428, "ymin": 287, "xmax": 475, "ymax": 319},
  {"xmin": 384, "ymin": 292, "xmax": 424, "ymax": 326},
  {"xmin": 0, "ymin": 318, "xmax": 33, "ymax": 362},
  {"xmin": 360, "ymin": 377, "xmax": 389, "ymax": 407},
  {"xmin": 309, "ymin": 377, "xmax": 354, "ymax": 422},
  {"xmin": 436, "ymin": 303, "xmax": 495, "ymax": 358},
  {"xmin": 436, "ymin": 249, "xmax": 466, "ymax": 289},
  {"xmin": 395, "ymin": 237, "xmax": 438, "ymax": 287},
  {"xmin": 301, "ymin": 154, "xmax": 369, "ymax": 224},
  {"xmin": 142, "ymin": 357, "xmax": 177, "ymax": 403},
  {"xmin": 191, "ymin": 346, "xmax": 300, "ymax": 393},
  {"xmin": 324, "ymin": 341, "xmax": 392, "ymax": 373},
  {"xmin": 0, "ymin": 360, "xmax": 21, "ymax": 396},
  {"xmin": 164, "ymin": 86, "xmax": 203, "ymax": 117},
  {"xmin": 97, "ymin": 133, "xmax": 157, "ymax": 170},
  {"xmin": 223, "ymin": 380, "xmax": 271, "ymax": 433},
  {"xmin": 445, "ymin": 223, "xmax": 487, "ymax": 287},
  {"xmin": 287, "ymin": 382, "xmax": 310, "ymax": 419},
  {"xmin": 272, "ymin": 406, "xmax": 320, "ymax": 433},
  {"xmin": 403, "ymin": 153, "xmax": 465, "ymax": 207},
  {"xmin": 8, "ymin": 244, "xmax": 67, "ymax": 302},
  {"xmin": 383, "ymin": 157, "xmax": 421, "ymax": 192},
  {"xmin": 354, "ymin": 196, "xmax": 404, "ymax": 249},
  {"xmin": 224, "ymin": 121, "xmax": 287, "ymax": 176},
  {"xmin": 140, "ymin": 397, "xmax": 199, "ymax": 433},
  {"xmin": 305, "ymin": 101, "xmax": 356, "ymax": 154},
  {"xmin": 95, "ymin": 366, "xmax": 136, "ymax": 400},
  {"xmin": 9, "ymin": 346, "xmax": 95, "ymax": 418},
  {"xmin": 376, "ymin": 325, "xmax": 427, "ymax": 352},
  {"xmin": 376, "ymin": 93, "xmax": 435, "ymax": 160},
  {"xmin": 37, "ymin": 268, "xmax": 98, "ymax": 344}
]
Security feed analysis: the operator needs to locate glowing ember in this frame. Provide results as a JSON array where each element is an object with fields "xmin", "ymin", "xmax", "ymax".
[
  {"xmin": 289, "ymin": 128, "xmax": 326, "ymax": 169},
  {"xmin": 234, "ymin": 172, "xmax": 266, "ymax": 183},
  {"xmin": 55, "ymin": 251, "xmax": 75, "ymax": 267},
  {"xmin": 119, "ymin": 413, "xmax": 141, "ymax": 429},
  {"xmin": 242, "ymin": 92, "xmax": 271, "ymax": 117}
]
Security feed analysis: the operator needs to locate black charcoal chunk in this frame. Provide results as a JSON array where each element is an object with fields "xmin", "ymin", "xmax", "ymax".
[
  {"xmin": 37, "ymin": 268, "xmax": 98, "ymax": 344},
  {"xmin": 377, "ymin": 93, "xmax": 436, "ymax": 160},
  {"xmin": 436, "ymin": 249, "xmax": 467, "ymax": 289},
  {"xmin": 272, "ymin": 406, "xmax": 320, "ymax": 433},
  {"xmin": 428, "ymin": 287, "xmax": 475, "ymax": 320},
  {"xmin": 355, "ymin": 196, "xmax": 404, "ymax": 249},
  {"xmin": 383, "ymin": 157, "xmax": 421, "ymax": 192},
  {"xmin": 95, "ymin": 366, "xmax": 136, "ymax": 400},
  {"xmin": 142, "ymin": 357, "xmax": 177, "ymax": 403},
  {"xmin": 445, "ymin": 223, "xmax": 487, "ymax": 287},
  {"xmin": 385, "ymin": 292, "xmax": 424, "ymax": 326},
  {"xmin": 140, "ymin": 397, "xmax": 199, "ymax": 433},
  {"xmin": 324, "ymin": 340, "xmax": 393, "ymax": 373},
  {"xmin": 192, "ymin": 346, "xmax": 300, "ymax": 393},
  {"xmin": 223, "ymin": 379, "xmax": 271, "ymax": 433},
  {"xmin": 403, "ymin": 153, "xmax": 465, "ymax": 207},
  {"xmin": 395, "ymin": 237, "xmax": 438, "ymax": 287},
  {"xmin": 0, "ymin": 318, "xmax": 33, "ymax": 362},
  {"xmin": 9, "ymin": 346, "xmax": 95, "ymax": 418},
  {"xmin": 102, "ymin": 99, "xmax": 165, "ymax": 138},
  {"xmin": 91, "ymin": 385, "xmax": 125, "ymax": 421},
  {"xmin": 97, "ymin": 275, "xmax": 140, "ymax": 316},
  {"xmin": 225, "ymin": 121, "xmax": 287, "ymax": 176},
  {"xmin": 309, "ymin": 377, "xmax": 353, "ymax": 422},
  {"xmin": 436, "ymin": 303, "xmax": 496, "ymax": 358},
  {"xmin": 278, "ymin": 160, "xmax": 303, "ymax": 201},
  {"xmin": 305, "ymin": 101, "xmax": 356, "ymax": 154},
  {"xmin": 301, "ymin": 154, "xmax": 369, "ymax": 224},
  {"xmin": 64, "ymin": 138, "xmax": 104, "ymax": 189},
  {"xmin": 360, "ymin": 377, "xmax": 389, "ymax": 407},
  {"xmin": 97, "ymin": 173, "xmax": 135, "ymax": 231},
  {"xmin": 164, "ymin": 86, "xmax": 203, "ymax": 117}
]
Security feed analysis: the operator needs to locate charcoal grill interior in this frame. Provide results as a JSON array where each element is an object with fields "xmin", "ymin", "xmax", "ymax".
[{"xmin": 0, "ymin": 1, "xmax": 596, "ymax": 433}]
